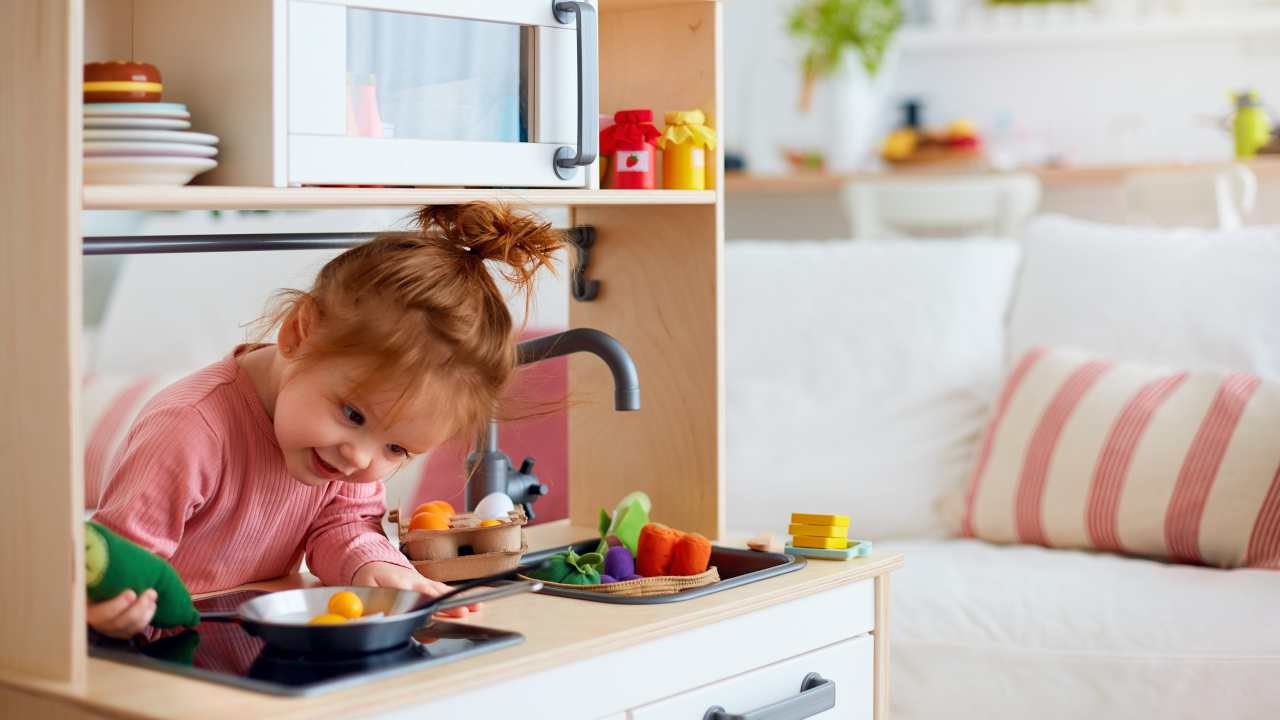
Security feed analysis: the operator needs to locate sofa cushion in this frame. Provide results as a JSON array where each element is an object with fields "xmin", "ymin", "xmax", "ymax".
[
  {"xmin": 962, "ymin": 347, "xmax": 1280, "ymax": 569},
  {"xmin": 1008, "ymin": 215, "xmax": 1280, "ymax": 376},
  {"xmin": 887, "ymin": 538, "xmax": 1280, "ymax": 720},
  {"xmin": 726, "ymin": 239, "xmax": 1020, "ymax": 539}
]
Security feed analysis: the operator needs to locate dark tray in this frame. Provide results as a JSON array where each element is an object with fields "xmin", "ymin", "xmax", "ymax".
[{"xmin": 521, "ymin": 541, "xmax": 806, "ymax": 604}]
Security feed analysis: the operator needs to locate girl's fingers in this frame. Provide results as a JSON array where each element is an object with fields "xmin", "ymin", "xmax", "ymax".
[
  {"xmin": 90, "ymin": 589, "xmax": 157, "ymax": 638},
  {"xmin": 87, "ymin": 589, "xmax": 137, "ymax": 627}
]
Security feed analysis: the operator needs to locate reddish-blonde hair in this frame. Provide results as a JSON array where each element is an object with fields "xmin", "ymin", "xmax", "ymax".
[{"xmin": 258, "ymin": 202, "xmax": 564, "ymax": 442}]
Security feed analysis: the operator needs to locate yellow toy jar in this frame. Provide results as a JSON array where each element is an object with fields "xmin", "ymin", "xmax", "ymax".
[{"xmin": 657, "ymin": 109, "xmax": 717, "ymax": 190}]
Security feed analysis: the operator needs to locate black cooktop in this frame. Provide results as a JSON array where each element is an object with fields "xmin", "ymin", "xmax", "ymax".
[{"xmin": 88, "ymin": 590, "xmax": 524, "ymax": 696}]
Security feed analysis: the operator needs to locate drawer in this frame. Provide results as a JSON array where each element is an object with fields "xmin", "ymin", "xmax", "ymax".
[{"xmin": 628, "ymin": 635, "xmax": 874, "ymax": 720}]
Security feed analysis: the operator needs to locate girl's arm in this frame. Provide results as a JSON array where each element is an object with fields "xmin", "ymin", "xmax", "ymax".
[
  {"xmin": 305, "ymin": 480, "xmax": 413, "ymax": 586},
  {"xmin": 92, "ymin": 406, "xmax": 221, "ymax": 558}
]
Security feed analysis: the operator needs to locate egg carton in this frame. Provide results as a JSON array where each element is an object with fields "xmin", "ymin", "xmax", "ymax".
[{"xmin": 389, "ymin": 507, "xmax": 527, "ymax": 562}]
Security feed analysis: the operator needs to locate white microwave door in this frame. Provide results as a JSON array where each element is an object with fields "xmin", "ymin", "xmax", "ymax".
[{"xmin": 286, "ymin": 0, "xmax": 588, "ymax": 187}]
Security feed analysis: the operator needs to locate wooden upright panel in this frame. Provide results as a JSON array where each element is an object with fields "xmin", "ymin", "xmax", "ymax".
[
  {"xmin": 570, "ymin": 2, "xmax": 723, "ymax": 537},
  {"xmin": 0, "ymin": 0, "xmax": 84, "ymax": 683}
]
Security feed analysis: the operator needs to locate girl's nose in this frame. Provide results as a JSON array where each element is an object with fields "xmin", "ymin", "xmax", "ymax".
[{"xmin": 338, "ymin": 441, "xmax": 373, "ymax": 473}]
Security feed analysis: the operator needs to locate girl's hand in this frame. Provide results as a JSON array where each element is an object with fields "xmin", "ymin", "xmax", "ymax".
[
  {"xmin": 87, "ymin": 589, "xmax": 157, "ymax": 639},
  {"xmin": 351, "ymin": 562, "xmax": 479, "ymax": 618}
]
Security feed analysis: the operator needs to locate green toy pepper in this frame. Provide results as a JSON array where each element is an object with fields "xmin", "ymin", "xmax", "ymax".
[
  {"xmin": 527, "ymin": 548, "xmax": 603, "ymax": 585},
  {"xmin": 85, "ymin": 521, "xmax": 200, "ymax": 628}
]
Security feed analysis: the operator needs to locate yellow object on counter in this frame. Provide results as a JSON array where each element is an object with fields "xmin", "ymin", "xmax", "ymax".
[
  {"xmin": 657, "ymin": 109, "xmax": 717, "ymax": 190},
  {"xmin": 790, "ymin": 513, "xmax": 849, "ymax": 527},
  {"xmin": 791, "ymin": 535, "xmax": 849, "ymax": 550},
  {"xmin": 788, "ymin": 523, "xmax": 848, "ymax": 539},
  {"xmin": 327, "ymin": 590, "xmax": 364, "ymax": 620}
]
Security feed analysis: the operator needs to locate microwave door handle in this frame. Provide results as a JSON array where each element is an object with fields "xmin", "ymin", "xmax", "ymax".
[{"xmin": 553, "ymin": 1, "xmax": 598, "ymax": 180}]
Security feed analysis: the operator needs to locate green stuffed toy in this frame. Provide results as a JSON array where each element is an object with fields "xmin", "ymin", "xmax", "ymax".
[
  {"xmin": 85, "ymin": 521, "xmax": 200, "ymax": 628},
  {"xmin": 527, "ymin": 548, "xmax": 603, "ymax": 585}
]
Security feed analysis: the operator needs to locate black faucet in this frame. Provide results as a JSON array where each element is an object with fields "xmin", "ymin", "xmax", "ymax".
[{"xmin": 464, "ymin": 328, "xmax": 640, "ymax": 519}]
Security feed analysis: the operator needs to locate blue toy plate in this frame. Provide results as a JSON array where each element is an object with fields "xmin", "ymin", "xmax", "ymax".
[{"xmin": 784, "ymin": 539, "xmax": 873, "ymax": 561}]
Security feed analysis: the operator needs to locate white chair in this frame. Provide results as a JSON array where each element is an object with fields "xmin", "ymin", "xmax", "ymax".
[
  {"xmin": 842, "ymin": 173, "xmax": 1042, "ymax": 240},
  {"xmin": 1122, "ymin": 164, "xmax": 1257, "ymax": 230}
]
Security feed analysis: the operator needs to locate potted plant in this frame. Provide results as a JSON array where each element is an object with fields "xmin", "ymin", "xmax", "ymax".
[{"xmin": 787, "ymin": 0, "xmax": 903, "ymax": 171}]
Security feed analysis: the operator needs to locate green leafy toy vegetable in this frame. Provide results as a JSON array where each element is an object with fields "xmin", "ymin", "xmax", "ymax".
[
  {"xmin": 603, "ymin": 491, "xmax": 651, "ymax": 556},
  {"xmin": 528, "ymin": 548, "xmax": 603, "ymax": 586},
  {"xmin": 85, "ymin": 521, "xmax": 199, "ymax": 628}
]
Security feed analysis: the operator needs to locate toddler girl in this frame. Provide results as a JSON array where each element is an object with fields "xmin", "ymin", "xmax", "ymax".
[{"xmin": 88, "ymin": 203, "xmax": 562, "ymax": 638}]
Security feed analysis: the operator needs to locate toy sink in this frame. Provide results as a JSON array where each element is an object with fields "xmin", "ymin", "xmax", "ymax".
[{"xmin": 520, "ymin": 541, "xmax": 806, "ymax": 604}]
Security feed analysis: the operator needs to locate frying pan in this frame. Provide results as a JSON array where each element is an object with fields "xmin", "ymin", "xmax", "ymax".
[{"xmin": 200, "ymin": 570, "xmax": 542, "ymax": 654}]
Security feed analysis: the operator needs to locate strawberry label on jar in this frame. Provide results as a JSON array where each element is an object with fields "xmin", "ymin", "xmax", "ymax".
[{"xmin": 616, "ymin": 150, "xmax": 650, "ymax": 173}]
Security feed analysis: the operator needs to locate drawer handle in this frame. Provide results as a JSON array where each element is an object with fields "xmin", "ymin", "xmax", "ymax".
[
  {"xmin": 552, "ymin": 1, "xmax": 598, "ymax": 180},
  {"xmin": 702, "ymin": 672, "xmax": 835, "ymax": 720}
]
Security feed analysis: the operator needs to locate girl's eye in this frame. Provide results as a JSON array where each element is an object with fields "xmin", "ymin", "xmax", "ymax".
[
  {"xmin": 342, "ymin": 404, "xmax": 365, "ymax": 426},
  {"xmin": 387, "ymin": 444, "xmax": 409, "ymax": 457}
]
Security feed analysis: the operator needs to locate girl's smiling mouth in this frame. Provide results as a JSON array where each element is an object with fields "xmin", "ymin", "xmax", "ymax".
[{"xmin": 309, "ymin": 449, "xmax": 341, "ymax": 479}]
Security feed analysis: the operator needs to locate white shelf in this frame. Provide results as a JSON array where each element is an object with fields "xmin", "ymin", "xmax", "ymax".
[
  {"xmin": 899, "ymin": 11, "xmax": 1280, "ymax": 51},
  {"xmin": 83, "ymin": 185, "xmax": 719, "ymax": 211}
]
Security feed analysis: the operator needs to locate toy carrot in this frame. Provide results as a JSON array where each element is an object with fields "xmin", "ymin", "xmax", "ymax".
[
  {"xmin": 636, "ymin": 523, "xmax": 681, "ymax": 577},
  {"xmin": 669, "ymin": 532, "xmax": 712, "ymax": 576}
]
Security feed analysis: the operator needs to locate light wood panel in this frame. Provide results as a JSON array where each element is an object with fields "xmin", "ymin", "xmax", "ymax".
[
  {"xmin": 0, "ymin": 554, "xmax": 902, "ymax": 720},
  {"xmin": 84, "ymin": 0, "xmax": 132, "ymax": 62},
  {"xmin": 83, "ymin": 185, "xmax": 716, "ymax": 210},
  {"xmin": 570, "ymin": 0, "xmax": 723, "ymax": 537},
  {"xmin": 0, "ymin": 0, "xmax": 84, "ymax": 684},
  {"xmin": 874, "ymin": 573, "xmax": 892, "ymax": 720}
]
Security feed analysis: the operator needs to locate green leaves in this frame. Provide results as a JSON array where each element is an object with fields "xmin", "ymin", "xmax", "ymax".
[{"xmin": 787, "ymin": 0, "xmax": 903, "ymax": 79}]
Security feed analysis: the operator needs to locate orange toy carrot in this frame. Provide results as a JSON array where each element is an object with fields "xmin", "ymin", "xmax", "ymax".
[
  {"xmin": 669, "ymin": 532, "xmax": 712, "ymax": 576},
  {"xmin": 636, "ymin": 523, "xmax": 681, "ymax": 577}
]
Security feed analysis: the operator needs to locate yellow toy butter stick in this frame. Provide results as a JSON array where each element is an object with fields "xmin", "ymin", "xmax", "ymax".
[
  {"xmin": 790, "ymin": 513, "xmax": 849, "ymax": 527},
  {"xmin": 791, "ymin": 535, "xmax": 850, "ymax": 550},
  {"xmin": 788, "ymin": 523, "xmax": 848, "ymax": 538}
]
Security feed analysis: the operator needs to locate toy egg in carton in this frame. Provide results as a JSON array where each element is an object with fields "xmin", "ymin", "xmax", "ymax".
[{"xmin": 390, "ymin": 498, "xmax": 528, "ymax": 583}]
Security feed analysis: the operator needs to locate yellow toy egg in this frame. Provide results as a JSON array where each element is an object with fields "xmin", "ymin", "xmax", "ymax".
[
  {"xmin": 308, "ymin": 613, "xmax": 348, "ymax": 625},
  {"xmin": 327, "ymin": 590, "xmax": 364, "ymax": 620},
  {"xmin": 480, "ymin": 518, "xmax": 502, "ymax": 528}
]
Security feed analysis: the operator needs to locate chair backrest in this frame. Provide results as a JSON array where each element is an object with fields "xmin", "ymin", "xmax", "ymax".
[
  {"xmin": 1122, "ymin": 164, "xmax": 1257, "ymax": 230},
  {"xmin": 842, "ymin": 173, "xmax": 1042, "ymax": 240}
]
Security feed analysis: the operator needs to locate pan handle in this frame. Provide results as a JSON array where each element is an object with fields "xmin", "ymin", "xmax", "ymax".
[
  {"xmin": 429, "ymin": 580, "xmax": 543, "ymax": 614},
  {"xmin": 197, "ymin": 610, "xmax": 240, "ymax": 623}
]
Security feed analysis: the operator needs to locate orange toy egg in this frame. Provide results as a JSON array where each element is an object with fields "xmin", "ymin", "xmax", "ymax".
[
  {"xmin": 409, "ymin": 511, "xmax": 450, "ymax": 531},
  {"xmin": 479, "ymin": 519, "xmax": 502, "ymax": 528},
  {"xmin": 412, "ymin": 500, "xmax": 455, "ymax": 518}
]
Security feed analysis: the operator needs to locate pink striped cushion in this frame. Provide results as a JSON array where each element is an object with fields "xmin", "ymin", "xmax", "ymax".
[
  {"xmin": 962, "ymin": 348, "xmax": 1280, "ymax": 569},
  {"xmin": 82, "ymin": 373, "xmax": 176, "ymax": 509}
]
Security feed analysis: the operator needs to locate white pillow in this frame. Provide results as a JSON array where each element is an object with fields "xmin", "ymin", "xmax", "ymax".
[
  {"xmin": 1008, "ymin": 215, "xmax": 1280, "ymax": 376},
  {"xmin": 726, "ymin": 239, "xmax": 1021, "ymax": 539}
]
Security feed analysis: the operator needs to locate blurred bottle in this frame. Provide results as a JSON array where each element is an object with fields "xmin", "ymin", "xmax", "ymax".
[
  {"xmin": 356, "ymin": 74, "xmax": 384, "ymax": 138},
  {"xmin": 1233, "ymin": 90, "xmax": 1271, "ymax": 160}
]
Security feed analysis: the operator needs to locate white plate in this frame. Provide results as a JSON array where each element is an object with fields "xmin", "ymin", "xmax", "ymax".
[
  {"xmin": 85, "ymin": 117, "xmax": 191, "ymax": 130},
  {"xmin": 85, "ymin": 141, "xmax": 218, "ymax": 158},
  {"xmin": 84, "ymin": 156, "xmax": 217, "ymax": 186},
  {"xmin": 84, "ymin": 129, "xmax": 218, "ymax": 145},
  {"xmin": 84, "ymin": 102, "xmax": 190, "ymax": 119}
]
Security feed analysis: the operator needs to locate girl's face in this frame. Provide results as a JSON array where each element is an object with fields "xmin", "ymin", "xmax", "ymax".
[{"xmin": 272, "ymin": 356, "xmax": 453, "ymax": 487}]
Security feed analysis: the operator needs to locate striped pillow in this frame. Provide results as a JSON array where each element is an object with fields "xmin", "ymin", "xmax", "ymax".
[
  {"xmin": 82, "ymin": 373, "xmax": 177, "ymax": 509},
  {"xmin": 961, "ymin": 348, "xmax": 1280, "ymax": 569}
]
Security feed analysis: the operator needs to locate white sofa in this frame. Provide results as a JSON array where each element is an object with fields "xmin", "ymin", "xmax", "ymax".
[{"xmin": 725, "ymin": 216, "xmax": 1280, "ymax": 720}]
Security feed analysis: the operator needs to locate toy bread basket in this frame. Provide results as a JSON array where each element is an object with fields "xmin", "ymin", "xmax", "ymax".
[{"xmin": 519, "ymin": 566, "xmax": 720, "ymax": 598}]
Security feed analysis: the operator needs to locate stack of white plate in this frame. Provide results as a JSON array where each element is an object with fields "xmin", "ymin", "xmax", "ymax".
[{"xmin": 83, "ymin": 103, "xmax": 219, "ymax": 185}]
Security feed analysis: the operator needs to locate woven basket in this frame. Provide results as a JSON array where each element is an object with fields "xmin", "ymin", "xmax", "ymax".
[{"xmin": 519, "ymin": 566, "xmax": 720, "ymax": 597}]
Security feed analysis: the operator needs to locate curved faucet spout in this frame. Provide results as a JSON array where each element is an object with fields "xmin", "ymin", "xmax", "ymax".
[{"xmin": 517, "ymin": 328, "xmax": 640, "ymax": 411}]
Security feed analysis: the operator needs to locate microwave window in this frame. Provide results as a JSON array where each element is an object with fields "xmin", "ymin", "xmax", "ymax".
[{"xmin": 345, "ymin": 8, "xmax": 531, "ymax": 143}]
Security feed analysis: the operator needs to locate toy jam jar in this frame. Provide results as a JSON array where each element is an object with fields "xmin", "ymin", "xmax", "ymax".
[
  {"xmin": 657, "ymin": 109, "xmax": 717, "ymax": 190},
  {"xmin": 601, "ymin": 109, "xmax": 660, "ymax": 190}
]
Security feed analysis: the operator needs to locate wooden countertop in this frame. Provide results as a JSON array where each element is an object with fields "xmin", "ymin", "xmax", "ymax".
[
  {"xmin": 724, "ymin": 157, "xmax": 1280, "ymax": 193},
  {"xmin": 0, "ymin": 522, "xmax": 902, "ymax": 720}
]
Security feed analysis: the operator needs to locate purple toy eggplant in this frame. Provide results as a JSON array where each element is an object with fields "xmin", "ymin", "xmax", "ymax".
[{"xmin": 604, "ymin": 545, "xmax": 635, "ymax": 580}]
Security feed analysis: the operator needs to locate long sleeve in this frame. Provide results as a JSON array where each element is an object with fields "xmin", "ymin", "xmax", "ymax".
[
  {"xmin": 92, "ymin": 406, "xmax": 222, "ymax": 561},
  {"xmin": 305, "ymin": 480, "xmax": 411, "ymax": 585}
]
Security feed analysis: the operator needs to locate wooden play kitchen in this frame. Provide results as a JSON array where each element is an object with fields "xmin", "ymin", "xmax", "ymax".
[{"xmin": 0, "ymin": 1, "xmax": 901, "ymax": 718}]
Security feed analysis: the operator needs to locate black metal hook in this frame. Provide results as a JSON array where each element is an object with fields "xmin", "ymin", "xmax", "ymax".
[{"xmin": 567, "ymin": 225, "xmax": 599, "ymax": 301}]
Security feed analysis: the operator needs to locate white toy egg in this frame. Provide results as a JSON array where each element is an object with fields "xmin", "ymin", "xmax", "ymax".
[{"xmin": 474, "ymin": 492, "xmax": 515, "ymax": 520}]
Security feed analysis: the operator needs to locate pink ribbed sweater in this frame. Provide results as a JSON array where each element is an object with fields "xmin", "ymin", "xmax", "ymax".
[{"xmin": 92, "ymin": 350, "xmax": 413, "ymax": 594}]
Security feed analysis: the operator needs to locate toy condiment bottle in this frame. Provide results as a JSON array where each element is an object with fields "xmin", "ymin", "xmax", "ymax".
[
  {"xmin": 657, "ymin": 109, "xmax": 717, "ymax": 190},
  {"xmin": 1234, "ymin": 90, "xmax": 1271, "ymax": 160},
  {"xmin": 356, "ymin": 74, "xmax": 384, "ymax": 138},
  {"xmin": 601, "ymin": 109, "xmax": 660, "ymax": 190}
]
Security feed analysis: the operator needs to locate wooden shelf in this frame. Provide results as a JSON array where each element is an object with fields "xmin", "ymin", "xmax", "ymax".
[
  {"xmin": 899, "ymin": 11, "xmax": 1280, "ymax": 51},
  {"xmin": 83, "ymin": 185, "xmax": 718, "ymax": 211},
  {"xmin": 724, "ymin": 157, "xmax": 1280, "ymax": 194}
]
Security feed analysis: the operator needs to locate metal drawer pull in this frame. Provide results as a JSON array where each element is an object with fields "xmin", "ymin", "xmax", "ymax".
[
  {"xmin": 703, "ymin": 672, "xmax": 835, "ymax": 720},
  {"xmin": 552, "ymin": 0, "xmax": 598, "ymax": 179}
]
